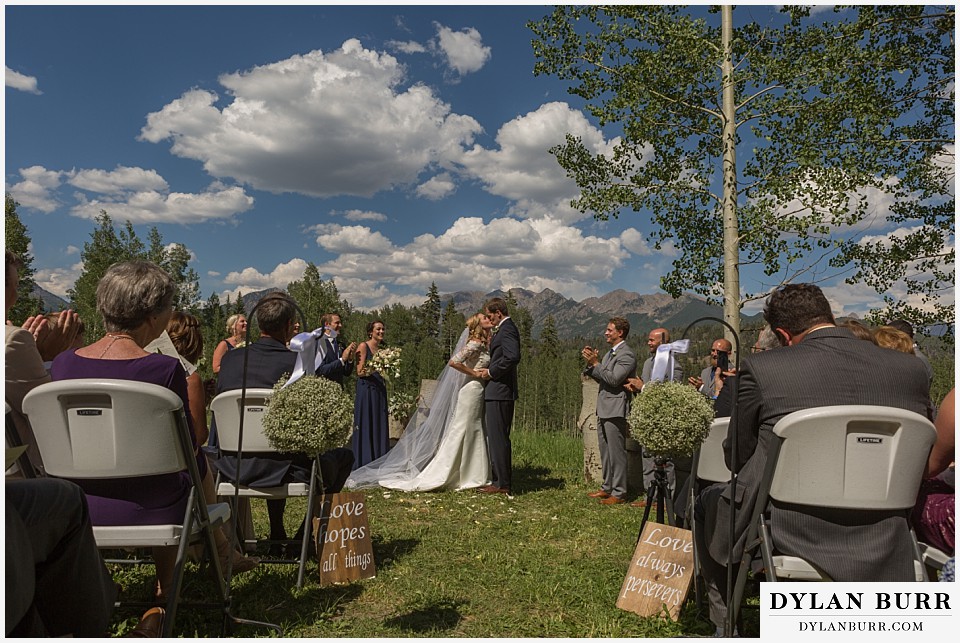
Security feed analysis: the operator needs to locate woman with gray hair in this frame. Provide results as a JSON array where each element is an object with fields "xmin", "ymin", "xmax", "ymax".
[{"xmin": 49, "ymin": 260, "xmax": 225, "ymax": 601}]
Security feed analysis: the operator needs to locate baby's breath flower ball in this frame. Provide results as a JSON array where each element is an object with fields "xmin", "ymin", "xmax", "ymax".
[
  {"xmin": 262, "ymin": 375, "xmax": 353, "ymax": 454},
  {"xmin": 628, "ymin": 381, "xmax": 715, "ymax": 459}
]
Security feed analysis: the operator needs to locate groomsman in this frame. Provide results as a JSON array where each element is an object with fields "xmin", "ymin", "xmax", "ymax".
[
  {"xmin": 477, "ymin": 297, "xmax": 521, "ymax": 495},
  {"xmin": 582, "ymin": 317, "xmax": 637, "ymax": 505},
  {"xmin": 316, "ymin": 312, "xmax": 356, "ymax": 387}
]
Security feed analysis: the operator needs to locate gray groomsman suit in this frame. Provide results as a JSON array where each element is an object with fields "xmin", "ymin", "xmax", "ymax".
[
  {"xmin": 585, "ymin": 341, "xmax": 637, "ymax": 499},
  {"xmin": 696, "ymin": 326, "xmax": 931, "ymax": 627}
]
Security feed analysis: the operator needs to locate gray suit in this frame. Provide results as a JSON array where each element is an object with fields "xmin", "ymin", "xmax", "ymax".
[
  {"xmin": 585, "ymin": 342, "xmax": 637, "ymax": 499},
  {"xmin": 696, "ymin": 326, "xmax": 931, "ymax": 627}
]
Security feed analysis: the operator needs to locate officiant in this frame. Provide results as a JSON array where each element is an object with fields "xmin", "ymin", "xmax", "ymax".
[{"xmin": 315, "ymin": 312, "xmax": 357, "ymax": 388}]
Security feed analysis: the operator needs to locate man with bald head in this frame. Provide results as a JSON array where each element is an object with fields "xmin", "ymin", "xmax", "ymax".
[{"xmin": 688, "ymin": 337, "xmax": 733, "ymax": 399}]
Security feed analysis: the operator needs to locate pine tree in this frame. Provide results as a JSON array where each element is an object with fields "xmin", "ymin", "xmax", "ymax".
[{"xmin": 4, "ymin": 195, "xmax": 44, "ymax": 323}]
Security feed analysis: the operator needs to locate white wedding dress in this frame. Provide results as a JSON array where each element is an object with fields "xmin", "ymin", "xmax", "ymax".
[{"xmin": 345, "ymin": 331, "xmax": 491, "ymax": 492}]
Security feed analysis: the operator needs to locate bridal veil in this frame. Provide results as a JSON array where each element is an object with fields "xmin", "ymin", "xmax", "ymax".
[{"xmin": 345, "ymin": 328, "xmax": 470, "ymax": 489}]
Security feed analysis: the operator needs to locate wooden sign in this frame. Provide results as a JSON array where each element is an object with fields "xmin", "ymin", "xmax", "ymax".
[
  {"xmin": 313, "ymin": 492, "xmax": 376, "ymax": 585},
  {"xmin": 617, "ymin": 523, "xmax": 695, "ymax": 620}
]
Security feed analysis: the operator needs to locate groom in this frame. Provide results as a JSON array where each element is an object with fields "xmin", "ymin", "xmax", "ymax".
[
  {"xmin": 477, "ymin": 297, "xmax": 521, "ymax": 495},
  {"xmin": 315, "ymin": 312, "xmax": 356, "ymax": 388}
]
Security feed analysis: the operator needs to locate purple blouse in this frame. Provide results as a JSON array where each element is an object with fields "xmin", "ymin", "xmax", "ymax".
[{"xmin": 50, "ymin": 350, "xmax": 206, "ymax": 526}]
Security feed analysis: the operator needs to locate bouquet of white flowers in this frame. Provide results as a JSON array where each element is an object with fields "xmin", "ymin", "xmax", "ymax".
[
  {"xmin": 628, "ymin": 380, "xmax": 715, "ymax": 459},
  {"xmin": 366, "ymin": 346, "xmax": 403, "ymax": 380},
  {"xmin": 261, "ymin": 375, "xmax": 353, "ymax": 454}
]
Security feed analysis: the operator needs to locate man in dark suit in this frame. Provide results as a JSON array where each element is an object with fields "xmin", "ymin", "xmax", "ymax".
[
  {"xmin": 476, "ymin": 297, "xmax": 521, "ymax": 495},
  {"xmin": 315, "ymin": 312, "xmax": 356, "ymax": 387},
  {"xmin": 216, "ymin": 293, "xmax": 354, "ymax": 544},
  {"xmin": 582, "ymin": 317, "xmax": 637, "ymax": 505},
  {"xmin": 695, "ymin": 284, "xmax": 932, "ymax": 631}
]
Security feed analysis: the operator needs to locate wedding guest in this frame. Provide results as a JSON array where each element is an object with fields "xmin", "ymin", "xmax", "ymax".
[
  {"xmin": 887, "ymin": 318, "xmax": 934, "ymax": 384},
  {"xmin": 874, "ymin": 325, "xmax": 915, "ymax": 354},
  {"xmin": 695, "ymin": 284, "xmax": 931, "ymax": 633},
  {"xmin": 166, "ymin": 311, "xmax": 259, "ymax": 574},
  {"xmin": 215, "ymin": 293, "xmax": 354, "ymax": 548},
  {"xmin": 911, "ymin": 388, "xmax": 955, "ymax": 556},
  {"xmin": 837, "ymin": 318, "xmax": 878, "ymax": 345},
  {"xmin": 353, "ymin": 320, "xmax": 390, "ymax": 469},
  {"xmin": 49, "ymin": 260, "xmax": 209, "ymax": 601},
  {"xmin": 212, "ymin": 313, "xmax": 247, "ymax": 374},
  {"xmin": 626, "ymin": 327, "xmax": 683, "ymax": 507},
  {"xmin": 688, "ymin": 337, "xmax": 732, "ymax": 399},
  {"xmin": 5, "ymin": 250, "xmax": 80, "ymax": 477},
  {"xmin": 44, "ymin": 311, "xmax": 86, "ymax": 352},
  {"xmin": 582, "ymin": 317, "xmax": 637, "ymax": 505},
  {"xmin": 6, "ymin": 478, "xmax": 117, "ymax": 636}
]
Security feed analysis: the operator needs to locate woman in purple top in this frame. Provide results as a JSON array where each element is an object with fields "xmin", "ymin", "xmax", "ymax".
[{"xmin": 50, "ymin": 260, "xmax": 207, "ymax": 601}]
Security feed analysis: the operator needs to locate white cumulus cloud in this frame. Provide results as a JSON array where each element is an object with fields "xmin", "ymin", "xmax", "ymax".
[
  {"xmin": 458, "ymin": 102, "xmax": 618, "ymax": 223},
  {"xmin": 68, "ymin": 166, "xmax": 169, "ymax": 194},
  {"xmin": 139, "ymin": 40, "xmax": 483, "ymax": 199},
  {"xmin": 337, "ymin": 209, "xmax": 388, "ymax": 222},
  {"xmin": 6, "ymin": 66, "xmax": 41, "ymax": 94},
  {"xmin": 306, "ymin": 215, "xmax": 631, "ymax": 308},
  {"xmin": 434, "ymin": 24, "xmax": 491, "ymax": 76},
  {"xmin": 219, "ymin": 258, "xmax": 310, "ymax": 301},
  {"xmin": 70, "ymin": 182, "xmax": 254, "ymax": 224},
  {"xmin": 7, "ymin": 166, "xmax": 63, "ymax": 212},
  {"xmin": 416, "ymin": 172, "xmax": 457, "ymax": 200}
]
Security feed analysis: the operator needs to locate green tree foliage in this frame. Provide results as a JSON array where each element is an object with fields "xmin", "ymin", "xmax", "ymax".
[
  {"xmin": 67, "ymin": 211, "xmax": 202, "ymax": 338},
  {"xmin": 416, "ymin": 282, "xmax": 442, "ymax": 341},
  {"xmin": 439, "ymin": 299, "xmax": 466, "ymax": 359},
  {"xmin": 4, "ymin": 195, "xmax": 44, "ymax": 324},
  {"xmin": 530, "ymin": 5, "xmax": 954, "ymax": 337},
  {"xmin": 286, "ymin": 262, "xmax": 346, "ymax": 330}
]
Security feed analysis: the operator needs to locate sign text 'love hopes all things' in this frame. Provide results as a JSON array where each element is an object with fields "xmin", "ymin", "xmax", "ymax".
[
  {"xmin": 313, "ymin": 492, "xmax": 376, "ymax": 585},
  {"xmin": 617, "ymin": 523, "xmax": 695, "ymax": 620}
]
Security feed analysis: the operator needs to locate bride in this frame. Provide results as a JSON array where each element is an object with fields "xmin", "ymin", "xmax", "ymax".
[{"xmin": 345, "ymin": 313, "xmax": 493, "ymax": 491}]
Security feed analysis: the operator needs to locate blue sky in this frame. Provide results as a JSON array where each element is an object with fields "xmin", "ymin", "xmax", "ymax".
[{"xmin": 3, "ymin": 3, "xmax": 950, "ymax": 317}]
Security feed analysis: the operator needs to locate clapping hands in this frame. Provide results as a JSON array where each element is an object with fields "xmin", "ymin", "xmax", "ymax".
[
  {"xmin": 581, "ymin": 345, "xmax": 600, "ymax": 367},
  {"xmin": 23, "ymin": 309, "xmax": 81, "ymax": 362}
]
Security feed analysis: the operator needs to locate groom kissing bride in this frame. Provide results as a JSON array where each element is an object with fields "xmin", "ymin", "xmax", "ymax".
[
  {"xmin": 476, "ymin": 297, "xmax": 521, "ymax": 496},
  {"xmin": 345, "ymin": 297, "xmax": 521, "ymax": 496}
]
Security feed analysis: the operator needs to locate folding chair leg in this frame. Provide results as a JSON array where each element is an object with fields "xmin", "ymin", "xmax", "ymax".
[{"xmin": 297, "ymin": 479, "xmax": 317, "ymax": 589}]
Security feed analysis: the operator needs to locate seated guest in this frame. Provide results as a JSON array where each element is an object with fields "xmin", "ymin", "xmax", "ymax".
[
  {"xmin": 214, "ymin": 292, "xmax": 354, "ymax": 547},
  {"xmin": 166, "ymin": 311, "xmax": 259, "ymax": 573},
  {"xmin": 6, "ymin": 478, "xmax": 117, "ymax": 636},
  {"xmin": 874, "ymin": 325, "xmax": 915, "ymax": 354},
  {"xmin": 50, "ymin": 260, "xmax": 207, "ymax": 601},
  {"xmin": 5, "ymin": 251, "xmax": 82, "ymax": 478},
  {"xmin": 688, "ymin": 337, "xmax": 732, "ymax": 399},
  {"xmin": 887, "ymin": 318, "xmax": 935, "ymax": 384},
  {"xmin": 695, "ymin": 283, "xmax": 931, "ymax": 632},
  {"xmin": 713, "ymin": 327, "xmax": 780, "ymax": 419},
  {"xmin": 912, "ymin": 388, "xmax": 955, "ymax": 556},
  {"xmin": 6, "ymin": 478, "xmax": 166, "ymax": 637},
  {"xmin": 837, "ymin": 318, "xmax": 878, "ymax": 345},
  {"xmin": 45, "ymin": 310, "xmax": 86, "ymax": 352}
]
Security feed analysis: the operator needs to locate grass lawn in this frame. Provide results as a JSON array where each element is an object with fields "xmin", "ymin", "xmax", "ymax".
[{"xmin": 108, "ymin": 429, "xmax": 751, "ymax": 637}]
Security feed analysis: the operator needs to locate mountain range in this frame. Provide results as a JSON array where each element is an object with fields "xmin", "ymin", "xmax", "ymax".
[
  {"xmin": 442, "ymin": 288, "xmax": 762, "ymax": 339},
  {"xmin": 34, "ymin": 283, "xmax": 760, "ymax": 340}
]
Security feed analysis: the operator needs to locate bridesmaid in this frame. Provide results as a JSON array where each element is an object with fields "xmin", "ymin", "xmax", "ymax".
[
  {"xmin": 352, "ymin": 320, "xmax": 389, "ymax": 469},
  {"xmin": 211, "ymin": 313, "xmax": 247, "ymax": 374}
]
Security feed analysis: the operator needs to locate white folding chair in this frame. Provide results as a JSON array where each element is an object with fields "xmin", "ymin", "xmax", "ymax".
[
  {"xmin": 688, "ymin": 417, "xmax": 732, "ymax": 609},
  {"xmin": 22, "ymin": 379, "xmax": 232, "ymax": 637},
  {"xmin": 211, "ymin": 388, "xmax": 322, "ymax": 589},
  {"xmin": 729, "ymin": 405, "xmax": 937, "ymax": 629}
]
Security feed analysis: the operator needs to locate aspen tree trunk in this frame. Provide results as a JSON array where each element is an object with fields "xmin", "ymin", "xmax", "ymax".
[{"xmin": 721, "ymin": 5, "xmax": 741, "ymax": 349}]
